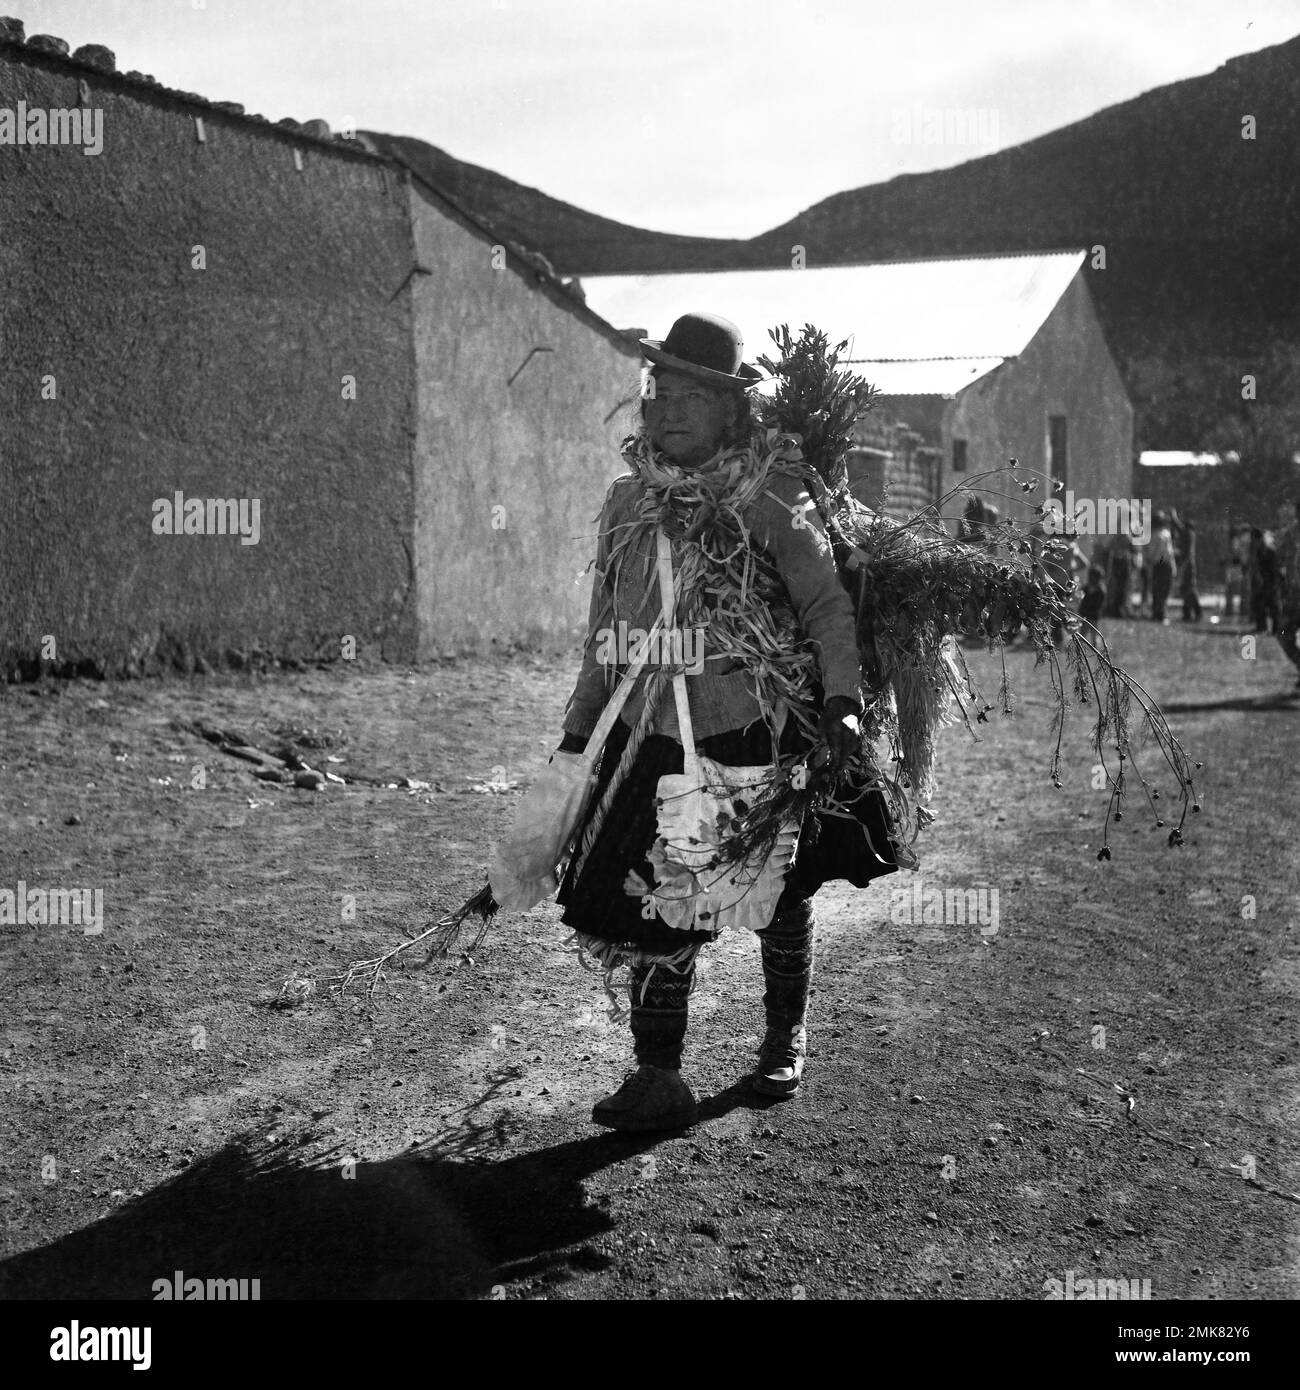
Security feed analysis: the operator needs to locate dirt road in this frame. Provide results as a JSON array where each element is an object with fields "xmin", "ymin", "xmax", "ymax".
[{"xmin": 1, "ymin": 622, "xmax": 1297, "ymax": 1303}]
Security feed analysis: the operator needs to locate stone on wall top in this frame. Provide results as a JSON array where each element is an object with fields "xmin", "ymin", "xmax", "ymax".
[
  {"xmin": 26, "ymin": 33, "xmax": 69, "ymax": 56},
  {"xmin": 72, "ymin": 43, "xmax": 116, "ymax": 72},
  {"xmin": 508, "ymin": 242, "xmax": 557, "ymax": 281},
  {"xmin": 3, "ymin": 24, "xmax": 390, "ymax": 165}
]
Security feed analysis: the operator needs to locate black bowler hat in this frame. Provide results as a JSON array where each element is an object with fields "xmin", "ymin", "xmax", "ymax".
[{"xmin": 640, "ymin": 312, "xmax": 763, "ymax": 390}]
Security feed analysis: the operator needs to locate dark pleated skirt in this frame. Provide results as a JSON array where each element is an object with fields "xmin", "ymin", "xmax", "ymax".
[{"xmin": 557, "ymin": 713, "xmax": 898, "ymax": 953}]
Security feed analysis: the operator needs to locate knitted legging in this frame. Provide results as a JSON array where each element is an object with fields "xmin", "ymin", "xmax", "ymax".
[
  {"xmin": 628, "ymin": 954, "xmax": 697, "ymax": 1070},
  {"xmin": 758, "ymin": 896, "xmax": 815, "ymax": 1036},
  {"xmin": 629, "ymin": 896, "xmax": 815, "ymax": 1069}
]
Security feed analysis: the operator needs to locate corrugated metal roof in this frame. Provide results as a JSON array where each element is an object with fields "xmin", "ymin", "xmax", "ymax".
[
  {"xmin": 581, "ymin": 252, "xmax": 1086, "ymax": 394},
  {"xmin": 850, "ymin": 357, "xmax": 1007, "ymax": 397},
  {"xmin": 1138, "ymin": 451, "xmax": 1223, "ymax": 466}
]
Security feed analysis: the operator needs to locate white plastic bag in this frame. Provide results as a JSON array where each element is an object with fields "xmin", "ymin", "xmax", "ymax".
[
  {"xmin": 489, "ymin": 751, "xmax": 596, "ymax": 912},
  {"xmin": 488, "ymin": 618, "xmax": 656, "ymax": 913}
]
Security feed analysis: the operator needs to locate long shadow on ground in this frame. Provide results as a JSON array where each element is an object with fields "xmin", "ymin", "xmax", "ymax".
[
  {"xmin": 0, "ymin": 1122, "xmax": 612, "ymax": 1299},
  {"xmin": 0, "ymin": 1080, "xmax": 771, "ymax": 1299},
  {"xmin": 1160, "ymin": 691, "xmax": 1300, "ymax": 714}
]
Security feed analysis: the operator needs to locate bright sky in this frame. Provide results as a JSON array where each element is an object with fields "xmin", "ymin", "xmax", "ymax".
[{"xmin": 17, "ymin": 0, "xmax": 1300, "ymax": 237}]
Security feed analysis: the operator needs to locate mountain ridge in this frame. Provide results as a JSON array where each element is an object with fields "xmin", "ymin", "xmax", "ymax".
[{"xmin": 364, "ymin": 31, "xmax": 1300, "ymax": 450}]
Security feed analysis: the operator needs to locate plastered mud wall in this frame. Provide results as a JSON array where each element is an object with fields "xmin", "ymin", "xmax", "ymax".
[
  {"xmin": 0, "ymin": 36, "xmax": 639, "ymax": 676},
  {"xmin": 939, "ymin": 275, "xmax": 1134, "ymax": 537},
  {"xmin": 0, "ymin": 40, "xmax": 418, "ymax": 674},
  {"xmin": 408, "ymin": 184, "xmax": 640, "ymax": 655}
]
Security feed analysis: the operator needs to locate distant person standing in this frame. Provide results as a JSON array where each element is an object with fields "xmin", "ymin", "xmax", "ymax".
[
  {"xmin": 1104, "ymin": 533, "xmax": 1133, "ymax": 618},
  {"xmin": 1251, "ymin": 527, "xmax": 1279, "ymax": 634},
  {"xmin": 957, "ymin": 497, "xmax": 999, "ymax": 549},
  {"xmin": 957, "ymin": 496, "xmax": 984, "ymax": 542},
  {"xmin": 1239, "ymin": 524, "xmax": 1256, "ymax": 619},
  {"xmin": 1275, "ymin": 500, "xmax": 1300, "ymax": 688},
  {"xmin": 1168, "ymin": 507, "xmax": 1187, "ymax": 561},
  {"xmin": 1079, "ymin": 564, "xmax": 1106, "ymax": 626},
  {"xmin": 978, "ymin": 502, "xmax": 1000, "ymax": 549},
  {"xmin": 1177, "ymin": 521, "xmax": 1202, "ymax": 622},
  {"xmin": 1147, "ymin": 511, "xmax": 1176, "ymax": 623},
  {"xmin": 1224, "ymin": 526, "xmax": 1246, "ymax": 618}
]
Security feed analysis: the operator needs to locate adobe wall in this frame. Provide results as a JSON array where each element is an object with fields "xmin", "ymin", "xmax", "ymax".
[
  {"xmin": 939, "ymin": 274, "xmax": 1134, "ymax": 549},
  {"xmin": 407, "ymin": 185, "xmax": 639, "ymax": 654},
  {"xmin": 849, "ymin": 408, "xmax": 940, "ymax": 522},
  {"xmin": 0, "ymin": 40, "xmax": 417, "ymax": 674}
]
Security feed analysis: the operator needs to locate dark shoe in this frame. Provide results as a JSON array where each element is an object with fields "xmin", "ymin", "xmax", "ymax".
[
  {"xmin": 751, "ymin": 1024, "xmax": 806, "ymax": 1097},
  {"xmin": 592, "ymin": 1065, "xmax": 698, "ymax": 1132}
]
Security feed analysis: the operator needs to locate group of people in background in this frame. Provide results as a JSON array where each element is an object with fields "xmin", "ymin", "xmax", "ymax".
[
  {"xmin": 1088, "ymin": 511, "xmax": 1198, "ymax": 625},
  {"xmin": 954, "ymin": 497, "xmax": 1300, "ymax": 689},
  {"xmin": 1224, "ymin": 516, "xmax": 1295, "ymax": 637}
]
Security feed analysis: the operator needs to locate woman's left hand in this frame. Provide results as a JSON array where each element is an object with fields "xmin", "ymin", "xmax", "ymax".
[{"xmin": 816, "ymin": 695, "xmax": 863, "ymax": 775}]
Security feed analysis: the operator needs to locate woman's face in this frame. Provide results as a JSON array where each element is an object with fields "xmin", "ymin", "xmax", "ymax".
[{"xmin": 644, "ymin": 369, "xmax": 738, "ymax": 466}]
